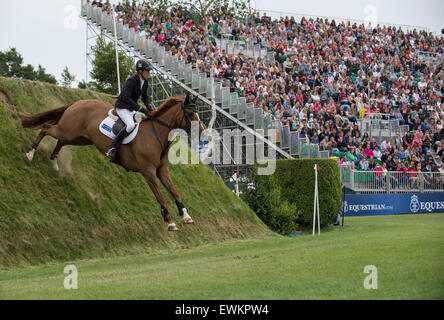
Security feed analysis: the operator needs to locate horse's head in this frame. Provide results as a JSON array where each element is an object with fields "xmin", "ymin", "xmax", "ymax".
[{"xmin": 178, "ymin": 94, "xmax": 205, "ymax": 134}]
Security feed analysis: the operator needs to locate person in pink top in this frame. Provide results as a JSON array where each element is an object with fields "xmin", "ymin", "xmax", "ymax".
[
  {"xmin": 364, "ymin": 144, "xmax": 374, "ymax": 158},
  {"xmin": 393, "ymin": 162, "xmax": 408, "ymax": 188},
  {"xmin": 372, "ymin": 162, "xmax": 385, "ymax": 187}
]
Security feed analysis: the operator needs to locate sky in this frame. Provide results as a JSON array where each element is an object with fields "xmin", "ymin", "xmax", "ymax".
[{"xmin": 0, "ymin": 0, "xmax": 443, "ymax": 87}]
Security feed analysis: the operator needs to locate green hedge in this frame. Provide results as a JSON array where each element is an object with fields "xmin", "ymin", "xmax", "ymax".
[{"xmin": 243, "ymin": 159, "xmax": 342, "ymax": 234}]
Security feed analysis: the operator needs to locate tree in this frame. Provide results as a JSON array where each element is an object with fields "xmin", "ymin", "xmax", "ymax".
[
  {"xmin": 61, "ymin": 66, "xmax": 76, "ymax": 87},
  {"xmin": 20, "ymin": 64, "xmax": 36, "ymax": 80},
  {"xmin": 0, "ymin": 47, "xmax": 57, "ymax": 85},
  {"xmin": 0, "ymin": 47, "xmax": 23, "ymax": 78},
  {"xmin": 89, "ymin": 36, "xmax": 134, "ymax": 94},
  {"xmin": 35, "ymin": 65, "xmax": 57, "ymax": 85},
  {"xmin": 77, "ymin": 80, "xmax": 87, "ymax": 89}
]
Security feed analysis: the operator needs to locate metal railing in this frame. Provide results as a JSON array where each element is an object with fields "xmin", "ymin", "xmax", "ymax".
[
  {"xmin": 357, "ymin": 118, "xmax": 409, "ymax": 144},
  {"xmin": 214, "ymin": 34, "xmax": 270, "ymax": 60},
  {"xmin": 340, "ymin": 165, "xmax": 444, "ymax": 193}
]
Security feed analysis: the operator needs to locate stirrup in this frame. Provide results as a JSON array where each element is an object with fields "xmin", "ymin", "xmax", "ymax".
[
  {"xmin": 105, "ymin": 147, "xmax": 117, "ymax": 159},
  {"xmin": 105, "ymin": 126, "xmax": 128, "ymax": 160}
]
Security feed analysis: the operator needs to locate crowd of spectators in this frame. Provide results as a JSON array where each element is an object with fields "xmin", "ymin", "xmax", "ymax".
[{"xmin": 89, "ymin": 0, "xmax": 444, "ymax": 182}]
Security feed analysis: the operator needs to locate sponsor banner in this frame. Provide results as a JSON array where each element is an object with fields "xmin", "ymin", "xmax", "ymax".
[
  {"xmin": 342, "ymin": 194, "xmax": 394, "ymax": 216},
  {"xmin": 343, "ymin": 193, "xmax": 444, "ymax": 216},
  {"xmin": 395, "ymin": 193, "xmax": 444, "ymax": 214}
]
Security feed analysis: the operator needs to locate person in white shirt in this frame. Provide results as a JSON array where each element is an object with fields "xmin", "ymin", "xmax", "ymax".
[
  {"xmin": 373, "ymin": 145, "xmax": 382, "ymax": 160},
  {"xmin": 380, "ymin": 138, "xmax": 391, "ymax": 152},
  {"xmin": 418, "ymin": 79, "xmax": 428, "ymax": 90}
]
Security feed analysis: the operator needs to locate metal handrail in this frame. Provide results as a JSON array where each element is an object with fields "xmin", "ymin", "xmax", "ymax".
[{"xmin": 340, "ymin": 165, "xmax": 444, "ymax": 193}]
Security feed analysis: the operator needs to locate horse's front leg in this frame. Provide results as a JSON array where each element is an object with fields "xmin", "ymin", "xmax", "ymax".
[
  {"xmin": 157, "ymin": 164, "xmax": 194, "ymax": 224},
  {"xmin": 142, "ymin": 166, "xmax": 178, "ymax": 231}
]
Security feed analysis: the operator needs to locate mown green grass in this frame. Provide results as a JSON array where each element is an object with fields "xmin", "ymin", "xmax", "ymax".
[
  {"xmin": 1, "ymin": 214, "xmax": 443, "ymax": 299},
  {"xmin": 0, "ymin": 77, "xmax": 271, "ymax": 268}
]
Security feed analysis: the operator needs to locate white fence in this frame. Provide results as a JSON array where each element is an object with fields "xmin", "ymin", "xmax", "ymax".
[{"xmin": 340, "ymin": 165, "xmax": 444, "ymax": 194}]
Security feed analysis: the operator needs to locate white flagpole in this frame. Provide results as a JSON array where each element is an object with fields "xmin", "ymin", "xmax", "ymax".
[
  {"xmin": 313, "ymin": 164, "xmax": 321, "ymax": 236},
  {"xmin": 112, "ymin": 8, "xmax": 121, "ymax": 95},
  {"xmin": 317, "ymin": 170, "xmax": 321, "ymax": 235},
  {"xmin": 313, "ymin": 164, "xmax": 317, "ymax": 236}
]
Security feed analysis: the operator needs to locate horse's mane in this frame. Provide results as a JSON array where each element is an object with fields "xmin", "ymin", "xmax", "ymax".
[{"xmin": 148, "ymin": 95, "xmax": 184, "ymax": 118}]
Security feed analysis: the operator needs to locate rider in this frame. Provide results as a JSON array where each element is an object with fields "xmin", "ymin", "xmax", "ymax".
[{"xmin": 105, "ymin": 59, "xmax": 154, "ymax": 159}]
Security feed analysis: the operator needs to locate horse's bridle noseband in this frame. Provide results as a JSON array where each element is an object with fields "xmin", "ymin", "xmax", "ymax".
[{"xmin": 180, "ymin": 100, "xmax": 198, "ymax": 133}]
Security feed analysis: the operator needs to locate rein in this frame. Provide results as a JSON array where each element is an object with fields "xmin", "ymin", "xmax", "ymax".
[
  {"xmin": 144, "ymin": 100, "xmax": 197, "ymax": 158},
  {"xmin": 145, "ymin": 114, "xmax": 174, "ymax": 131}
]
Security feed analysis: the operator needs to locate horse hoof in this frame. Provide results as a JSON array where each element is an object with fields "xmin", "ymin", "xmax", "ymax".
[
  {"xmin": 50, "ymin": 159, "xmax": 59, "ymax": 171},
  {"xmin": 183, "ymin": 217, "xmax": 194, "ymax": 224},
  {"xmin": 168, "ymin": 223, "xmax": 178, "ymax": 231},
  {"xmin": 181, "ymin": 208, "xmax": 193, "ymax": 224},
  {"xmin": 26, "ymin": 150, "xmax": 35, "ymax": 161}
]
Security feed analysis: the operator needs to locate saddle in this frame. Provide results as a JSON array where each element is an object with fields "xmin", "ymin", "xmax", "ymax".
[
  {"xmin": 109, "ymin": 108, "xmax": 147, "ymax": 135},
  {"xmin": 99, "ymin": 108, "xmax": 147, "ymax": 146}
]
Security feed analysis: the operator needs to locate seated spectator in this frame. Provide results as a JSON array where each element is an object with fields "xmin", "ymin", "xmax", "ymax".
[
  {"xmin": 385, "ymin": 154, "xmax": 396, "ymax": 171},
  {"xmin": 320, "ymin": 135, "xmax": 329, "ymax": 150},
  {"xmin": 373, "ymin": 145, "xmax": 382, "ymax": 160},
  {"xmin": 347, "ymin": 147, "xmax": 358, "ymax": 162},
  {"xmin": 300, "ymin": 119, "xmax": 311, "ymax": 137},
  {"xmin": 437, "ymin": 140, "xmax": 444, "ymax": 157},
  {"xmin": 364, "ymin": 145, "xmax": 374, "ymax": 158},
  {"xmin": 399, "ymin": 146, "xmax": 407, "ymax": 161},
  {"xmin": 311, "ymin": 130, "xmax": 319, "ymax": 144},
  {"xmin": 368, "ymin": 156, "xmax": 376, "ymax": 170},
  {"xmin": 337, "ymin": 136, "xmax": 347, "ymax": 153},
  {"xmin": 422, "ymin": 131, "xmax": 433, "ymax": 154},
  {"xmin": 412, "ymin": 130, "xmax": 423, "ymax": 150},
  {"xmin": 435, "ymin": 155, "xmax": 443, "ymax": 168},
  {"xmin": 359, "ymin": 156, "xmax": 369, "ymax": 171},
  {"xmin": 425, "ymin": 150, "xmax": 434, "ymax": 163},
  {"xmin": 380, "ymin": 137, "xmax": 391, "ymax": 152}
]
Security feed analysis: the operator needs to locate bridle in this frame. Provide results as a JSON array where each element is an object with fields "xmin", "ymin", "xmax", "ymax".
[
  {"xmin": 146, "ymin": 100, "xmax": 198, "ymax": 131},
  {"xmin": 146, "ymin": 98, "xmax": 201, "ymax": 157},
  {"xmin": 180, "ymin": 100, "xmax": 199, "ymax": 133}
]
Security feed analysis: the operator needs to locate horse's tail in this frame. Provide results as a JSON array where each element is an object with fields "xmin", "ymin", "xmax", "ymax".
[{"xmin": 20, "ymin": 103, "xmax": 73, "ymax": 129}]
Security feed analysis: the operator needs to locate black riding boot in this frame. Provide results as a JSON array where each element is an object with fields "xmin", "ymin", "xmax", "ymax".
[{"xmin": 105, "ymin": 126, "xmax": 129, "ymax": 159}]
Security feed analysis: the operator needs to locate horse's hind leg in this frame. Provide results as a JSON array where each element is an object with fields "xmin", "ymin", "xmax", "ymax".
[
  {"xmin": 49, "ymin": 137, "xmax": 92, "ymax": 171},
  {"xmin": 157, "ymin": 164, "xmax": 194, "ymax": 224},
  {"xmin": 49, "ymin": 140, "xmax": 64, "ymax": 171},
  {"xmin": 25, "ymin": 130, "xmax": 47, "ymax": 161},
  {"xmin": 26, "ymin": 124, "xmax": 64, "ymax": 161}
]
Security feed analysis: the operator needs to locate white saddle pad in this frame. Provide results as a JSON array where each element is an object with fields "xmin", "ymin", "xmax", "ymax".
[{"xmin": 99, "ymin": 109, "xmax": 144, "ymax": 144}]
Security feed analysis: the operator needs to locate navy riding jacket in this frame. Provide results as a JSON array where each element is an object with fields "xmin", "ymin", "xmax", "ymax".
[{"xmin": 115, "ymin": 74, "xmax": 152, "ymax": 112}]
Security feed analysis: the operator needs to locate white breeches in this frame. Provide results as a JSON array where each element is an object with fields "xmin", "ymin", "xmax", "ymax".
[{"xmin": 116, "ymin": 108, "xmax": 136, "ymax": 133}]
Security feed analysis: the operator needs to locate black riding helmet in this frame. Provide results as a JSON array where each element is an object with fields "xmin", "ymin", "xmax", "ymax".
[{"xmin": 136, "ymin": 59, "xmax": 153, "ymax": 72}]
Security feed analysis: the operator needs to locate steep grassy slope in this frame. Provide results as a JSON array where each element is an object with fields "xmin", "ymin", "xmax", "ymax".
[{"xmin": 0, "ymin": 77, "xmax": 272, "ymax": 268}]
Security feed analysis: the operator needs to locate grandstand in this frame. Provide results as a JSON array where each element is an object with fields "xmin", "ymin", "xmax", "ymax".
[{"xmin": 81, "ymin": 0, "xmax": 443, "ymax": 186}]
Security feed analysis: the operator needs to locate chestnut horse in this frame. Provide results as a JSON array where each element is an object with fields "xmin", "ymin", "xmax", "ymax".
[{"xmin": 19, "ymin": 94, "xmax": 204, "ymax": 231}]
